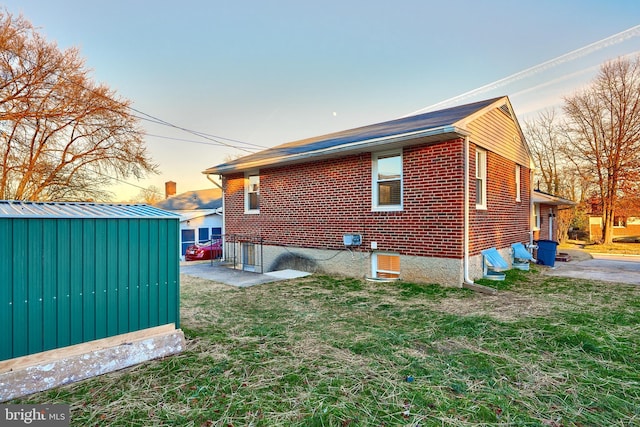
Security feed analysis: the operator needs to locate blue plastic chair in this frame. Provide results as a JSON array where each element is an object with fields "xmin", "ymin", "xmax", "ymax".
[
  {"xmin": 511, "ymin": 242, "xmax": 534, "ymax": 271},
  {"xmin": 480, "ymin": 247, "xmax": 508, "ymax": 280}
]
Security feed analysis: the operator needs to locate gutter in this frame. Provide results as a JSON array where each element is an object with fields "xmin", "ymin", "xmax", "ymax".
[{"xmin": 462, "ymin": 136, "xmax": 497, "ymax": 295}]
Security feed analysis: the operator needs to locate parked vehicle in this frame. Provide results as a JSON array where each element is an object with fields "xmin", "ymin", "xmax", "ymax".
[{"xmin": 185, "ymin": 239, "xmax": 222, "ymax": 261}]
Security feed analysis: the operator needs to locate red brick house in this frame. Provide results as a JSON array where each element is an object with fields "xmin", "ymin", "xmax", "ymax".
[
  {"xmin": 532, "ymin": 190, "xmax": 577, "ymax": 242},
  {"xmin": 203, "ymin": 97, "xmax": 534, "ymax": 286},
  {"xmin": 589, "ymin": 215, "xmax": 640, "ymax": 242}
]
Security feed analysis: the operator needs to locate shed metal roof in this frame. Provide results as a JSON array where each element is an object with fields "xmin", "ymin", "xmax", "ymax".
[
  {"xmin": 203, "ymin": 97, "xmax": 505, "ymax": 175},
  {"xmin": 0, "ymin": 200, "xmax": 181, "ymax": 219}
]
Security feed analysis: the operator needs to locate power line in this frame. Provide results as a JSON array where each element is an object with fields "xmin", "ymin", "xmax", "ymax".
[
  {"xmin": 0, "ymin": 37, "xmax": 270, "ymax": 197},
  {"xmin": 143, "ymin": 132, "xmax": 262, "ymax": 151},
  {"xmin": 1, "ymin": 43, "xmax": 265, "ymax": 154},
  {"xmin": 128, "ymin": 107, "xmax": 263, "ymax": 153},
  {"xmin": 403, "ymin": 24, "xmax": 640, "ymax": 117}
]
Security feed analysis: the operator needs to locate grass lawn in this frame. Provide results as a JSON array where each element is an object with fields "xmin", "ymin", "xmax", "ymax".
[
  {"xmin": 12, "ymin": 267, "xmax": 640, "ymax": 426},
  {"xmin": 561, "ymin": 241, "xmax": 640, "ymax": 255}
]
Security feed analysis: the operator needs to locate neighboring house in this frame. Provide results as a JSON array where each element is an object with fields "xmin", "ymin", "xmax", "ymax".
[
  {"xmin": 203, "ymin": 96, "xmax": 534, "ymax": 286},
  {"xmin": 589, "ymin": 214, "xmax": 640, "ymax": 242},
  {"xmin": 586, "ymin": 196, "xmax": 640, "ymax": 242},
  {"xmin": 154, "ymin": 185, "xmax": 223, "ymax": 259},
  {"xmin": 532, "ymin": 190, "xmax": 577, "ymax": 241}
]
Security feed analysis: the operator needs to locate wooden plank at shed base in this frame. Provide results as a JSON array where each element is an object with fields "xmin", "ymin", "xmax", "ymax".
[
  {"xmin": 0, "ymin": 324, "xmax": 185, "ymax": 402},
  {"xmin": 463, "ymin": 282, "xmax": 498, "ymax": 295}
]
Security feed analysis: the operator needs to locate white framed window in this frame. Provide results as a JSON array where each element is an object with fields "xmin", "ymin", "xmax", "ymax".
[
  {"xmin": 534, "ymin": 204, "xmax": 541, "ymax": 230},
  {"xmin": 475, "ymin": 149, "xmax": 487, "ymax": 209},
  {"xmin": 181, "ymin": 229, "xmax": 195, "ymax": 256},
  {"xmin": 372, "ymin": 253, "xmax": 400, "ymax": 279},
  {"xmin": 614, "ymin": 216, "xmax": 627, "ymax": 227},
  {"xmin": 372, "ymin": 151, "xmax": 402, "ymax": 211},
  {"xmin": 245, "ymin": 172, "xmax": 260, "ymax": 214},
  {"xmin": 515, "ymin": 164, "xmax": 521, "ymax": 202}
]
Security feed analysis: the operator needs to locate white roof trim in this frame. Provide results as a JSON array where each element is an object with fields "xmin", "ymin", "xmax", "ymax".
[
  {"xmin": 178, "ymin": 209, "xmax": 221, "ymax": 222},
  {"xmin": 532, "ymin": 192, "xmax": 576, "ymax": 206},
  {"xmin": 204, "ymin": 125, "xmax": 468, "ymax": 174}
]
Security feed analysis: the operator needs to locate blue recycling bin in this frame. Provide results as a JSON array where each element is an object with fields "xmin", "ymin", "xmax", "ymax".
[{"xmin": 536, "ymin": 240, "xmax": 558, "ymax": 267}]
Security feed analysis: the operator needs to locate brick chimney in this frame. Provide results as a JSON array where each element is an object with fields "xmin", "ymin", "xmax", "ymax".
[{"xmin": 165, "ymin": 181, "xmax": 176, "ymax": 199}]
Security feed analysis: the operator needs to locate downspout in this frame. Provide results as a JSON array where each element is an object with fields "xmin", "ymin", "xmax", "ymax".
[
  {"xmin": 529, "ymin": 168, "xmax": 535, "ymax": 248},
  {"xmin": 206, "ymin": 173, "xmax": 223, "ymax": 190},
  {"xmin": 463, "ymin": 136, "xmax": 473, "ymax": 286},
  {"xmin": 206, "ymin": 172, "xmax": 225, "ymax": 241},
  {"xmin": 462, "ymin": 137, "xmax": 497, "ymax": 295}
]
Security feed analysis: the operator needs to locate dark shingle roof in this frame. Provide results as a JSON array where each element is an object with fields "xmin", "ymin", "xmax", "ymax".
[
  {"xmin": 203, "ymin": 97, "xmax": 504, "ymax": 174},
  {"xmin": 154, "ymin": 188, "xmax": 222, "ymax": 210}
]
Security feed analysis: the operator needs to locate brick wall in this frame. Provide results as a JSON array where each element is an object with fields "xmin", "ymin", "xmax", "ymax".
[
  {"xmin": 535, "ymin": 203, "xmax": 554, "ymax": 241},
  {"xmin": 223, "ymin": 139, "xmax": 531, "ymax": 260},
  {"xmin": 590, "ymin": 219, "xmax": 640, "ymax": 241},
  {"xmin": 469, "ymin": 145, "xmax": 531, "ymax": 252}
]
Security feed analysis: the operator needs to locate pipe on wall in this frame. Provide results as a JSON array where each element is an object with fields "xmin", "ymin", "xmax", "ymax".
[
  {"xmin": 206, "ymin": 173, "xmax": 225, "ymax": 240},
  {"xmin": 463, "ymin": 136, "xmax": 473, "ymax": 286},
  {"xmin": 462, "ymin": 137, "xmax": 497, "ymax": 295}
]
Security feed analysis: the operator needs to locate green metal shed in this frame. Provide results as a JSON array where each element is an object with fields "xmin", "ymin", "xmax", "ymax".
[{"xmin": 0, "ymin": 200, "xmax": 181, "ymax": 362}]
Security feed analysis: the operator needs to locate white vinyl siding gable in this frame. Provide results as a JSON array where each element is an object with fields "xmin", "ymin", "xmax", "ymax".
[{"xmin": 464, "ymin": 104, "xmax": 531, "ymax": 168}]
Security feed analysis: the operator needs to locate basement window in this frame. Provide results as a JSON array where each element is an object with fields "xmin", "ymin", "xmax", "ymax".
[{"xmin": 372, "ymin": 253, "xmax": 400, "ymax": 279}]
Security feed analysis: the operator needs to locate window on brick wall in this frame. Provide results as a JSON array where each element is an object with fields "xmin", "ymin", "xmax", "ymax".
[
  {"xmin": 245, "ymin": 172, "xmax": 260, "ymax": 214},
  {"xmin": 372, "ymin": 151, "xmax": 402, "ymax": 211},
  {"xmin": 475, "ymin": 149, "xmax": 487, "ymax": 209},
  {"xmin": 372, "ymin": 253, "xmax": 400, "ymax": 279},
  {"xmin": 515, "ymin": 164, "xmax": 521, "ymax": 202}
]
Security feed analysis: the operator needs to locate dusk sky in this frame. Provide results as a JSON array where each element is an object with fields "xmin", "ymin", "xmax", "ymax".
[{"xmin": 4, "ymin": 1, "xmax": 640, "ymax": 201}]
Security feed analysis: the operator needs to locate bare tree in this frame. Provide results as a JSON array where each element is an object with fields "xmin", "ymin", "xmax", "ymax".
[
  {"xmin": 616, "ymin": 182, "xmax": 640, "ymax": 222},
  {"xmin": 130, "ymin": 185, "xmax": 163, "ymax": 205},
  {"xmin": 524, "ymin": 109, "xmax": 593, "ymax": 201},
  {"xmin": 562, "ymin": 56, "xmax": 640, "ymax": 244},
  {"xmin": 0, "ymin": 11, "xmax": 157, "ymax": 201},
  {"xmin": 524, "ymin": 109, "xmax": 565, "ymax": 194},
  {"xmin": 524, "ymin": 110, "xmax": 588, "ymax": 243}
]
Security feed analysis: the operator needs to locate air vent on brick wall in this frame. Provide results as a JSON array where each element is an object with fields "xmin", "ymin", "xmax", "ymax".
[{"xmin": 498, "ymin": 103, "xmax": 512, "ymax": 118}]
